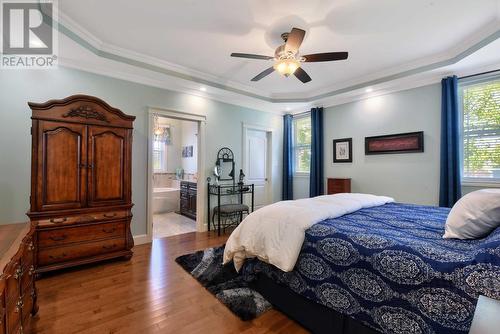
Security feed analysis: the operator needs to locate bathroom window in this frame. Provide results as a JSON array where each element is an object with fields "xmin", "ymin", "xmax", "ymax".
[{"xmin": 153, "ymin": 140, "xmax": 167, "ymax": 172}]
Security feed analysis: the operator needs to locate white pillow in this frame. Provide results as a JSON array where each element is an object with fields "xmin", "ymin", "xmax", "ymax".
[{"xmin": 443, "ymin": 189, "xmax": 500, "ymax": 239}]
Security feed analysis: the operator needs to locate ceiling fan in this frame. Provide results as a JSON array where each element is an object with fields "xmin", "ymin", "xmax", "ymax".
[{"xmin": 231, "ymin": 27, "xmax": 348, "ymax": 83}]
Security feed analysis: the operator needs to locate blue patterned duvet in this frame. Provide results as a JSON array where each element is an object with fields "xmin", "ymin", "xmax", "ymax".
[{"xmin": 242, "ymin": 203, "xmax": 500, "ymax": 334}]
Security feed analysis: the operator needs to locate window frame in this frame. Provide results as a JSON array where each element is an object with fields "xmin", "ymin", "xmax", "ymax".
[
  {"xmin": 458, "ymin": 74, "xmax": 500, "ymax": 187},
  {"xmin": 152, "ymin": 139, "xmax": 167, "ymax": 173},
  {"xmin": 292, "ymin": 114, "xmax": 312, "ymax": 177}
]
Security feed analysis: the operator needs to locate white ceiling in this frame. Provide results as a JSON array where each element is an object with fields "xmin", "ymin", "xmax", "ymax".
[{"xmin": 57, "ymin": 0, "xmax": 500, "ymax": 110}]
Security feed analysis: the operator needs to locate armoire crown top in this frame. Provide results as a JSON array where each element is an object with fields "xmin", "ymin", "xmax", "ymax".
[{"xmin": 28, "ymin": 94, "xmax": 136, "ymax": 128}]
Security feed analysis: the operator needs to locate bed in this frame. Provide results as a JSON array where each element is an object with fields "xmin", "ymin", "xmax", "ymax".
[{"xmin": 239, "ymin": 202, "xmax": 500, "ymax": 334}]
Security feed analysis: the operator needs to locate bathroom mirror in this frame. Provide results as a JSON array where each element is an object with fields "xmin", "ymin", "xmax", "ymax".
[{"xmin": 215, "ymin": 147, "xmax": 235, "ymax": 182}]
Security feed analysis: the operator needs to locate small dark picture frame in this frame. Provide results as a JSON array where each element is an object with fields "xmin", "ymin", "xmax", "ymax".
[
  {"xmin": 365, "ymin": 131, "xmax": 424, "ymax": 155},
  {"xmin": 333, "ymin": 138, "xmax": 353, "ymax": 163}
]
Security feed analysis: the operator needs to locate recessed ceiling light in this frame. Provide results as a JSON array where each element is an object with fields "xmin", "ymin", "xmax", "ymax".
[
  {"xmin": 200, "ymin": 87, "xmax": 207, "ymax": 92},
  {"xmin": 285, "ymin": 107, "xmax": 291, "ymax": 111},
  {"xmin": 365, "ymin": 87, "xmax": 373, "ymax": 93}
]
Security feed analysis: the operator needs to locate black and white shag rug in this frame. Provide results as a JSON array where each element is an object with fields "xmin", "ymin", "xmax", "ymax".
[{"xmin": 175, "ymin": 245, "xmax": 271, "ymax": 320}]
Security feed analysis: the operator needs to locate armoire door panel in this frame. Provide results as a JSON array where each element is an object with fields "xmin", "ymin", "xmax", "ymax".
[
  {"xmin": 88, "ymin": 126, "xmax": 128, "ymax": 206},
  {"xmin": 36, "ymin": 122, "xmax": 87, "ymax": 211}
]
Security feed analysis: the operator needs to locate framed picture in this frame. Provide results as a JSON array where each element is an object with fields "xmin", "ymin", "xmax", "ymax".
[
  {"xmin": 333, "ymin": 138, "xmax": 352, "ymax": 163},
  {"xmin": 365, "ymin": 131, "xmax": 424, "ymax": 155},
  {"xmin": 182, "ymin": 145, "xmax": 193, "ymax": 158}
]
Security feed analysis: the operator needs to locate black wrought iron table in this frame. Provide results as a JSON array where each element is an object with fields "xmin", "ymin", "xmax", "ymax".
[{"xmin": 207, "ymin": 183, "xmax": 254, "ymax": 236}]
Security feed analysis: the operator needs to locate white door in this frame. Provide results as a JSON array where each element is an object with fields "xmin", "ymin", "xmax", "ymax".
[{"xmin": 244, "ymin": 128, "xmax": 271, "ymax": 210}]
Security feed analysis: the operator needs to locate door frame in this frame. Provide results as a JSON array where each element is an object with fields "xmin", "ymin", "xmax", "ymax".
[
  {"xmin": 242, "ymin": 123, "xmax": 274, "ymax": 209},
  {"xmin": 146, "ymin": 107, "xmax": 207, "ymax": 243}
]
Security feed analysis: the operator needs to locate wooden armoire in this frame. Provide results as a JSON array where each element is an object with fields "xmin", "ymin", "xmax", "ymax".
[{"xmin": 27, "ymin": 95, "xmax": 135, "ymax": 275}]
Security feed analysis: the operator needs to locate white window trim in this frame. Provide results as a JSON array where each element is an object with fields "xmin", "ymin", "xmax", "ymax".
[
  {"xmin": 458, "ymin": 74, "xmax": 500, "ymax": 186},
  {"xmin": 462, "ymin": 179, "xmax": 500, "ymax": 187},
  {"xmin": 153, "ymin": 140, "xmax": 168, "ymax": 173},
  {"xmin": 292, "ymin": 113, "xmax": 311, "ymax": 176}
]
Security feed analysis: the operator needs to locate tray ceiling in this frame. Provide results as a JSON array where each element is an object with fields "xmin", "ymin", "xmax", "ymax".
[{"xmin": 58, "ymin": 0, "xmax": 500, "ymax": 106}]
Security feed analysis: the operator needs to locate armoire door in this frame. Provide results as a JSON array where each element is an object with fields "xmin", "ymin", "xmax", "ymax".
[
  {"xmin": 87, "ymin": 126, "xmax": 129, "ymax": 207},
  {"xmin": 36, "ymin": 121, "xmax": 87, "ymax": 211}
]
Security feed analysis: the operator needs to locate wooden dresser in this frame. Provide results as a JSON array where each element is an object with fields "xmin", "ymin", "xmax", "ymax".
[
  {"xmin": 27, "ymin": 95, "xmax": 136, "ymax": 275},
  {"xmin": 0, "ymin": 223, "xmax": 37, "ymax": 334},
  {"xmin": 327, "ymin": 178, "xmax": 351, "ymax": 194},
  {"xmin": 179, "ymin": 181, "xmax": 197, "ymax": 220}
]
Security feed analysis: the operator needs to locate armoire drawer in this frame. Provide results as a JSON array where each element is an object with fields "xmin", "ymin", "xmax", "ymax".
[
  {"xmin": 38, "ymin": 221, "xmax": 126, "ymax": 248},
  {"xmin": 35, "ymin": 210, "xmax": 130, "ymax": 227},
  {"xmin": 38, "ymin": 238, "xmax": 126, "ymax": 266}
]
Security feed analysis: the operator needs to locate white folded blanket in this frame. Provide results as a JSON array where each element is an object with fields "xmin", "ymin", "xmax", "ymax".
[{"xmin": 223, "ymin": 193, "xmax": 394, "ymax": 272}]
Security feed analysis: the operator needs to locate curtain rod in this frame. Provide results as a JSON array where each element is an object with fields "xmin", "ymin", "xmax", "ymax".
[
  {"xmin": 459, "ymin": 68, "xmax": 500, "ymax": 80},
  {"xmin": 291, "ymin": 106, "xmax": 324, "ymax": 117},
  {"xmin": 292, "ymin": 110, "xmax": 310, "ymax": 117}
]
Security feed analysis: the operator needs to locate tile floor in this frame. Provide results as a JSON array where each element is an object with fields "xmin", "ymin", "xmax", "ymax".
[{"xmin": 153, "ymin": 212, "xmax": 197, "ymax": 239}]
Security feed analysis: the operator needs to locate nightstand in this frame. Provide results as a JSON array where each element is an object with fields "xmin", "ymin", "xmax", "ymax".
[{"xmin": 327, "ymin": 178, "xmax": 351, "ymax": 194}]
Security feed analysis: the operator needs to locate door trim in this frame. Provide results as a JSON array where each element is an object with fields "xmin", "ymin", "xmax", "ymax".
[
  {"xmin": 242, "ymin": 123, "xmax": 274, "ymax": 210},
  {"xmin": 146, "ymin": 107, "xmax": 207, "ymax": 243}
]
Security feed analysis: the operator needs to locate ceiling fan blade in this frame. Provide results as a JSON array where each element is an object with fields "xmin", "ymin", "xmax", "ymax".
[
  {"xmin": 285, "ymin": 28, "xmax": 306, "ymax": 54},
  {"xmin": 251, "ymin": 67, "xmax": 275, "ymax": 81},
  {"xmin": 302, "ymin": 52, "xmax": 349, "ymax": 62},
  {"xmin": 294, "ymin": 67, "xmax": 312, "ymax": 83},
  {"xmin": 231, "ymin": 53, "xmax": 274, "ymax": 60}
]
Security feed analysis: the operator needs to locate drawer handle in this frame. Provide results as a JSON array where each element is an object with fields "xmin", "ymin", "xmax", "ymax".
[
  {"xmin": 102, "ymin": 228, "xmax": 116, "ymax": 233},
  {"xmin": 49, "ymin": 253, "xmax": 67, "ymax": 260},
  {"xmin": 14, "ymin": 267, "xmax": 23, "ymax": 280},
  {"xmin": 28, "ymin": 241, "xmax": 34, "ymax": 251},
  {"xmin": 102, "ymin": 244, "xmax": 117, "ymax": 250},
  {"xmin": 103, "ymin": 213, "xmax": 117, "ymax": 218},
  {"xmin": 50, "ymin": 217, "xmax": 67, "ymax": 224},
  {"xmin": 49, "ymin": 235, "xmax": 67, "ymax": 241},
  {"xmin": 28, "ymin": 265, "xmax": 35, "ymax": 276}
]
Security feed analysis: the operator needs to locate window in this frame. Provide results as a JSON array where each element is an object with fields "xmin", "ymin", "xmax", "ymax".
[
  {"xmin": 153, "ymin": 140, "xmax": 166, "ymax": 172},
  {"xmin": 459, "ymin": 75, "xmax": 500, "ymax": 184},
  {"xmin": 293, "ymin": 115, "xmax": 311, "ymax": 174}
]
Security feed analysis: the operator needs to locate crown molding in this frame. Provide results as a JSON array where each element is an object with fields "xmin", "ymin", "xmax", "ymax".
[
  {"xmin": 289, "ymin": 60, "xmax": 500, "ymax": 114},
  {"xmin": 58, "ymin": 11, "xmax": 274, "ymax": 102},
  {"xmin": 56, "ymin": 7, "xmax": 500, "ymax": 108},
  {"xmin": 57, "ymin": 56, "xmax": 289, "ymax": 115}
]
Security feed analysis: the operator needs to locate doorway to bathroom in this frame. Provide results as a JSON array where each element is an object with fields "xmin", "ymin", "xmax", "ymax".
[{"xmin": 147, "ymin": 109, "xmax": 206, "ymax": 240}]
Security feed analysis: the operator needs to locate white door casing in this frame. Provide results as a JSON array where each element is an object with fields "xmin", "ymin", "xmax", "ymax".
[{"xmin": 146, "ymin": 107, "xmax": 207, "ymax": 245}]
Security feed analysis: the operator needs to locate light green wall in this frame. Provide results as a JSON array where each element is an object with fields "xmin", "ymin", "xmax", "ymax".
[
  {"xmin": 323, "ymin": 84, "xmax": 442, "ymax": 205},
  {"xmin": 0, "ymin": 67, "xmax": 283, "ymax": 236}
]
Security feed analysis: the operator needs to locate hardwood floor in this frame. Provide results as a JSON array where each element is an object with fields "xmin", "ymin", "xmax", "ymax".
[{"xmin": 32, "ymin": 232, "xmax": 307, "ymax": 334}]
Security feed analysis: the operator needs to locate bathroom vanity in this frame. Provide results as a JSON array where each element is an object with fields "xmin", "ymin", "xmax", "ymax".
[{"xmin": 179, "ymin": 181, "xmax": 197, "ymax": 220}]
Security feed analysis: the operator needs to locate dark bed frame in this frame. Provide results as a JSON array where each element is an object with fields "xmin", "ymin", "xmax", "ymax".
[{"xmin": 251, "ymin": 273, "xmax": 379, "ymax": 334}]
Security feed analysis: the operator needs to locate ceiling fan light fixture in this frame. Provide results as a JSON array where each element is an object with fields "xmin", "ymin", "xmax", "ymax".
[{"xmin": 274, "ymin": 58, "xmax": 300, "ymax": 77}]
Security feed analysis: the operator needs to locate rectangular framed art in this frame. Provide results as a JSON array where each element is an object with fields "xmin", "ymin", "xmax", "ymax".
[
  {"xmin": 365, "ymin": 131, "xmax": 424, "ymax": 155},
  {"xmin": 333, "ymin": 138, "xmax": 352, "ymax": 163}
]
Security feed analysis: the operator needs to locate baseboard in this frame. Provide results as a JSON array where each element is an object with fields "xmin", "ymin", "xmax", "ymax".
[{"xmin": 133, "ymin": 234, "xmax": 151, "ymax": 245}]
